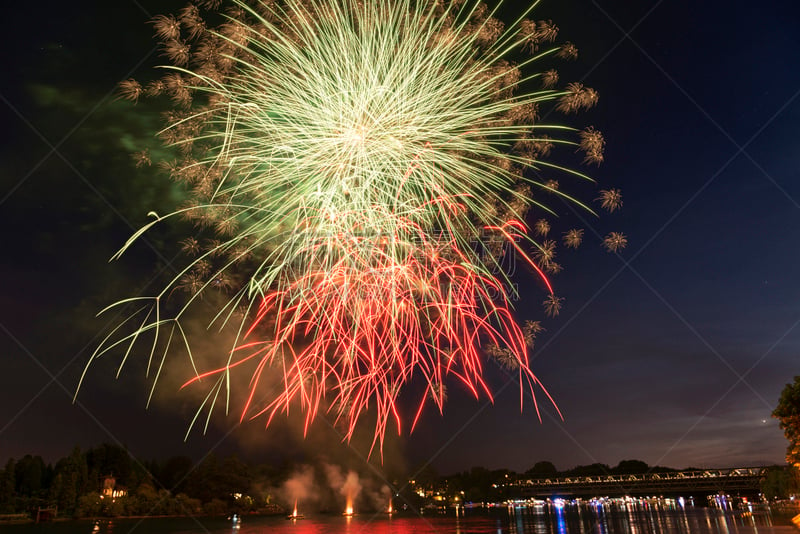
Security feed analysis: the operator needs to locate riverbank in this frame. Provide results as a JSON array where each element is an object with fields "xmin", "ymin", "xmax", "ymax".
[{"xmin": 0, "ymin": 514, "xmax": 32, "ymax": 524}]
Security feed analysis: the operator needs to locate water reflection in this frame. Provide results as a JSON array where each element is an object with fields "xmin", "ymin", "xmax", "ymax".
[
  {"xmin": 556, "ymin": 501, "xmax": 570, "ymax": 533},
  {"xmin": 498, "ymin": 498, "xmax": 791, "ymax": 534},
  {"xmin": 8, "ymin": 503, "xmax": 797, "ymax": 534}
]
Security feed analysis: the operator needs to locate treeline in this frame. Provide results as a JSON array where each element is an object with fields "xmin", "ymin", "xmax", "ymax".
[
  {"xmin": 0, "ymin": 444, "xmax": 284, "ymax": 519},
  {"xmin": 430, "ymin": 461, "xmax": 797, "ymax": 503},
  {"xmin": 524, "ymin": 459, "xmax": 677, "ymax": 477},
  {"xmin": 3, "ymin": 445, "xmax": 795, "ymax": 520},
  {"xmin": 2, "ymin": 447, "xmax": 679, "ymax": 519},
  {"xmin": 422, "ymin": 459, "xmax": 679, "ymax": 503}
]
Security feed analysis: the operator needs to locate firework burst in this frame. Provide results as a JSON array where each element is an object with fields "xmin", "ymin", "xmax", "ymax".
[{"xmin": 83, "ymin": 0, "xmax": 624, "ymax": 455}]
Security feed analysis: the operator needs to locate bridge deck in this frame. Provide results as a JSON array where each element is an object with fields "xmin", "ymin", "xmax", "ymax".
[{"xmin": 511, "ymin": 467, "xmax": 766, "ymax": 498}]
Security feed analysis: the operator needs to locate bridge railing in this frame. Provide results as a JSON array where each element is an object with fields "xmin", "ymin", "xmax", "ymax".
[{"xmin": 512, "ymin": 467, "xmax": 767, "ymax": 488}]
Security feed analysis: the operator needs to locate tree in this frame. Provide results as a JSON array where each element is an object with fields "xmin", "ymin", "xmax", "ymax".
[
  {"xmin": 86, "ymin": 444, "xmax": 133, "ymax": 487},
  {"xmin": 155, "ymin": 456, "xmax": 193, "ymax": 493},
  {"xmin": 76, "ymin": 492, "xmax": 103, "ymax": 518},
  {"xmin": 773, "ymin": 376, "xmax": 800, "ymax": 465},
  {"xmin": 566, "ymin": 463, "xmax": 611, "ymax": 477},
  {"xmin": 50, "ymin": 447, "xmax": 89, "ymax": 515},
  {"xmin": 184, "ymin": 454, "xmax": 221, "ymax": 503},
  {"xmin": 15, "ymin": 455, "xmax": 46, "ymax": 497},
  {"xmin": 0, "ymin": 459, "xmax": 16, "ymax": 513},
  {"xmin": 614, "ymin": 460, "xmax": 650, "ymax": 474},
  {"xmin": 526, "ymin": 461, "xmax": 558, "ymax": 478},
  {"xmin": 761, "ymin": 465, "xmax": 798, "ymax": 500}
]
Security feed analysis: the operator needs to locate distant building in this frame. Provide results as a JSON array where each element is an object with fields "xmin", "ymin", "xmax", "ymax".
[{"xmin": 102, "ymin": 475, "xmax": 127, "ymax": 499}]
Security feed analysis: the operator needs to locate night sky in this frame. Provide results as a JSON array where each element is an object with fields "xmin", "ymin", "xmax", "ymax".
[{"xmin": 1, "ymin": 0, "xmax": 798, "ymax": 478}]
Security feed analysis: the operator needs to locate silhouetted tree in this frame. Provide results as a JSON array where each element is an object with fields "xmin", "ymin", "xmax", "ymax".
[
  {"xmin": 155, "ymin": 456, "xmax": 194, "ymax": 493},
  {"xmin": 761, "ymin": 465, "xmax": 798, "ymax": 500},
  {"xmin": 86, "ymin": 444, "xmax": 134, "ymax": 488},
  {"xmin": 613, "ymin": 460, "xmax": 649, "ymax": 474},
  {"xmin": 0, "ymin": 459, "xmax": 15, "ymax": 513},
  {"xmin": 50, "ymin": 447, "xmax": 88, "ymax": 515},
  {"xmin": 526, "ymin": 461, "xmax": 558, "ymax": 477},
  {"xmin": 774, "ymin": 376, "xmax": 800, "ymax": 466},
  {"xmin": 458, "ymin": 466, "xmax": 492, "ymax": 502},
  {"xmin": 566, "ymin": 463, "xmax": 610, "ymax": 476},
  {"xmin": 183, "ymin": 454, "xmax": 251, "ymax": 504},
  {"xmin": 15, "ymin": 455, "xmax": 47, "ymax": 496}
]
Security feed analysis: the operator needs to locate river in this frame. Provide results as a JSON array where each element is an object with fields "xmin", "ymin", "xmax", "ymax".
[{"xmin": 4, "ymin": 504, "xmax": 797, "ymax": 534}]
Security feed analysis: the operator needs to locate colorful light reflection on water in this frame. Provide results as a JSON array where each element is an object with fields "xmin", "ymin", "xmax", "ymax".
[{"xmin": 5, "ymin": 505, "xmax": 798, "ymax": 534}]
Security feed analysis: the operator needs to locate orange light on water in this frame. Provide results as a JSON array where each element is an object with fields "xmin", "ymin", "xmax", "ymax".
[{"xmin": 344, "ymin": 497, "xmax": 354, "ymax": 516}]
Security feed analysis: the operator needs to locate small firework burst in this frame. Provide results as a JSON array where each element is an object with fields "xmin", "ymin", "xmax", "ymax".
[
  {"xmin": 522, "ymin": 320, "xmax": 544, "ymax": 347},
  {"xmin": 563, "ymin": 228, "xmax": 584, "ymax": 249},
  {"xmin": 151, "ymin": 14, "xmax": 181, "ymax": 41},
  {"xmin": 131, "ymin": 149, "xmax": 151, "ymax": 168},
  {"xmin": 598, "ymin": 188, "xmax": 623, "ymax": 212},
  {"xmin": 520, "ymin": 18, "xmax": 558, "ymax": 52},
  {"xmin": 557, "ymin": 41, "xmax": 578, "ymax": 60},
  {"xmin": 603, "ymin": 232, "xmax": 628, "ymax": 252},
  {"xmin": 177, "ymin": 272, "xmax": 204, "ymax": 295},
  {"xmin": 536, "ymin": 20, "xmax": 559, "ymax": 43},
  {"xmin": 533, "ymin": 239, "xmax": 557, "ymax": 265},
  {"xmin": 117, "ymin": 79, "xmax": 143, "ymax": 103},
  {"xmin": 544, "ymin": 179, "xmax": 559, "ymax": 191},
  {"xmin": 428, "ymin": 383, "xmax": 449, "ymax": 405},
  {"xmin": 545, "ymin": 261, "xmax": 563, "ymax": 274},
  {"xmin": 180, "ymin": 237, "xmax": 200, "ymax": 255},
  {"xmin": 534, "ymin": 219, "xmax": 551, "ymax": 236},
  {"xmin": 557, "ymin": 82, "xmax": 599, "ymax": 113},
  {"xmin": 542, "ymin": 68, "xmax": 559, "ymax": 88},
  {"xmin": 160, "ymin": 38, "xmax": 191, "ymax": 66},
  {"xmin": 544, "ymin": 294, "xmax": 564, "ymax": 317},
  {"xmin": 580, "ymin": 127, "xmax": 605, "ymax": 165}
]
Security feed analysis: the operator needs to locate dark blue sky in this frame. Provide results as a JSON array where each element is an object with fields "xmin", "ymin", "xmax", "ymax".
[{"xmin": 1, "ymin": 0, "xmax": 798, "ymax": 477}]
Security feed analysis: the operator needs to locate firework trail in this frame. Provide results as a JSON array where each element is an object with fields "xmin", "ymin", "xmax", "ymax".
[{"xmin": 86, "ymin": 0, "xmax": 625, "ymax": 455}]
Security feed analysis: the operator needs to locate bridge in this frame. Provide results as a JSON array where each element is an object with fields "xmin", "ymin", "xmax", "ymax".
[{"xmin": 511, "ymin": 467, "xmax": 767, "ymax": 498}]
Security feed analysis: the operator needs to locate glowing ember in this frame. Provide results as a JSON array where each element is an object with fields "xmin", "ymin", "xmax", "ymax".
[
  {"xmin": 286, "ymin": 498, "xmax": 304, "ymax": 520},
  {"xmin": 344, "ymin": 497, "xmax": 354, "ymax": 516}
]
